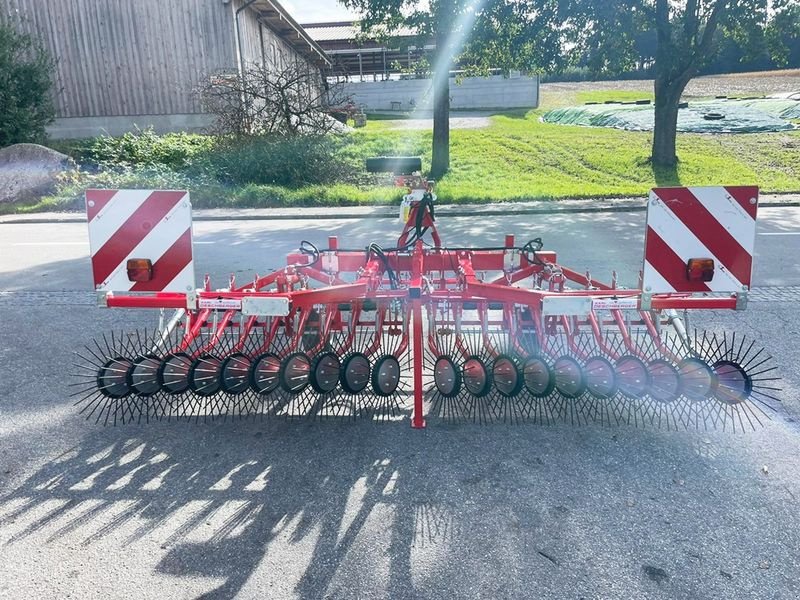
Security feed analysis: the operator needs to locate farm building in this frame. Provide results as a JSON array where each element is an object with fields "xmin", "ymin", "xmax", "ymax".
[
  {"xmin": 302, "ymin": 20, "xmax": 540, "ymax": 111},
  {"xmin": 302, "ymin": 21, "xmax": 427, "ymax": 81},
  {"xmin": 1, "ymin": 0, "xmax": 330, "ymax": 138}
]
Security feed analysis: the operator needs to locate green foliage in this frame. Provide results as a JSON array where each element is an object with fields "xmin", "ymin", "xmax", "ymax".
[
  {"xmin": 0, "ymin": 23, "xmax": 55, "ymax": 146},
  {"xmin": 194, "ymin": 135, "xmax": 354, "ymax": 187},
  {"xmin": 26, "ymin": 94, "xmax": 800, "ymax": 215},
  {"xmin": 765, "ymin": 1, "xmax": 800, "ymax": 67},
  {"xmin": 81, "ymin": 128, "xmax": 214, "ymax": 169}
]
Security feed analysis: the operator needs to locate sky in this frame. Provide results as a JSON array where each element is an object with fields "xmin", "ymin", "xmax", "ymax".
[{"xmin": 281, "ymin": 0, "xmax": 358, "ymax": 24}]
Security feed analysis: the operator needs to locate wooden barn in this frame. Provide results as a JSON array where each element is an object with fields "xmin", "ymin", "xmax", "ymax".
[{"xmin": 1, "ymin": 0, "xmax": 330, "ymax": 138}]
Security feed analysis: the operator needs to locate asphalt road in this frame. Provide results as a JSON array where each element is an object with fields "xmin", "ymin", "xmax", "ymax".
[{"xmin": 1, "ymin": 209, "xmax": 800, "ymax": 599}]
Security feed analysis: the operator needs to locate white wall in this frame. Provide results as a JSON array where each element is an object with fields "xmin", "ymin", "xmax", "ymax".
[{"xmin": 341, "ymin": 73, "xmax": 540, "ymax": 112}]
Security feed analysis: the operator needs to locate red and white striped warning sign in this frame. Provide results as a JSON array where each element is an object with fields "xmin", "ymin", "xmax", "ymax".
[
  {"xmin": 642, "ymin": 186, "xmax": 758, "ymax": 294},
  {"xmin": 86, "ymin": 189, "xmax": 195, "ymax": 293}
]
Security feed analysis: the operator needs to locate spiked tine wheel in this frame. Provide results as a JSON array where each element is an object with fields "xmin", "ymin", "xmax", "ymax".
[
  {"xmin": 97, "ymin": 357, "xmax": 134, "ymax": 399},
  {"xmin": 372, "ymin": 355, "xmax": 401, "ymax": 397},
  {"xmin": 310, "ymin": 352, "xmax": 341, "ymax": 394},
  {"xmin": 434, "ymin": 356, "xmax": 461, "ymax": 398},
  {"xmin": 615, "ymin": 355, "xmax": 650, "ymax": 399},
  {"xmin": 189, "ymin": 354, "xmax": 224, "ymax": 396},
  {"xmin": 250, "ymin": 353, "xmax": 281, "ymax": 395},
  {"xmin": 712, "ymin": 360, "xmax": 752, "ymax": 405},
  {"xmin": 158, "ymin": 353, "xmax": 192, "ymax": 395},
  {"xmin": 463, "ymin": 356, "xmax": 491, "ymax": 397},
  {"xmin": 129, "ymin": 354, "xmax": 162, "ymax": 396},
  {"xmin": 220, "ymin": 353, "xmax": 252, "ymax": 395},
  {"xmin": 553, "ymin": 356, "xmax": 586, "ymax": 399},
  {"xmin": 492, "ymin": 354, "xmax": 523, "ymax": 397},
  {"xmin": 584, "ymin": 355, "xmax": 617, "ymax": 399},
  {"xmin": 678, "ymin": 357, "xmax": 717, "ymax": 402},
  {"xmin": 522, "ymin": 356, "xmax": 555, "ymax": 398},
  {"xmin": 280, "ymin": 352, "xmax": 311, "ymax": 394},
  {"xmin": 647, "ymin": 359, "xmax": 681, "ymax": 403},
  {"xmin": 341, "ymin": 352, "xmax": 371, "ymax": 395}
]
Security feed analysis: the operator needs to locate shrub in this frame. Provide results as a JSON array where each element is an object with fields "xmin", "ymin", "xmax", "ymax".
[
  {"xmin": 83, "ymin": 128, "xmax": 214, "ymax": 169},
  {"xmin": 196, "ymin": 135, "xmax": 352, "ymax": 187},
  {"xmin": 0, "ymin": 23, "xmax": 55, "ymax": 146}
]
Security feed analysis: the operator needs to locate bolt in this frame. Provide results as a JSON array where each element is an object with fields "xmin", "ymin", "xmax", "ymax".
[
  {"xmin": 749, "ymin": 197, "xmax": 757, "ymax": 205},
  {"xmin": 645, "ymin": 286, "xmax": 652, "ymax": 292},
  {"xmin": 742, "ymin": 285, "xmax": 748, "ymax": 291},
  {"xmin": 87, "ymin": 200, "xmax": 95, "ymax": 207}
]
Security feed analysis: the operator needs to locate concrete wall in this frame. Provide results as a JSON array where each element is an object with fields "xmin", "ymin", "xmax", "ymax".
[{"xmin": 341, "ymin": 73, "xmax": 540, "ymax": 112}]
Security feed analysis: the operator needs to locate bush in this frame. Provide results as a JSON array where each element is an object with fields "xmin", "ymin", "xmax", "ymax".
[
  {"xmin": 195, "ymin": 135, "xmax": 353, "ymax": 187},
  {"xmin": 81, "ymin": 128, "xmax": 214, "ymax": 169},
  {"xmin": 0, "ymin": 23, "xmax": 55, "ymax": 146}
]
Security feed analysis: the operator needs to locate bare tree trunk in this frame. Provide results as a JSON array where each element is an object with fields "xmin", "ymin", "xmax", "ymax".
[
  {"xmin": 651, "ymin": 77, "xmax": 686, "ymax": 167},
  {"xmin": 430, "ymin": 69, "xmax": 450, "ymax": 180}
]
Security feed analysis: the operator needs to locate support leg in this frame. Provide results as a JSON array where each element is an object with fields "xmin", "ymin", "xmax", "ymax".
[{"xmin": 411, "ymin": 298, "xmax": 426, "ymax": 429}]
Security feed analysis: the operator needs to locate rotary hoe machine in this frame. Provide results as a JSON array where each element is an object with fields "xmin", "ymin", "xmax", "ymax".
[{"xmin": 73, "ymin": 157, "xmax": 780, "ymax": 430}]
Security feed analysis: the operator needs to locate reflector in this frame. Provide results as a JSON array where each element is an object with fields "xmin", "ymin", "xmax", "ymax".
[
  {"xmin": 126, "ymin": 258, "xmax": 153, "ymax": 282},
  {"xmin": 686, "ymin": 258, "xmax": 714, "ymax": 282}
]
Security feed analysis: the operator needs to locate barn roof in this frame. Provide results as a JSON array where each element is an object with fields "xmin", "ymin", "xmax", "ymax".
[
  {"xmin": 248, "ymin": 0, "xmax": 331, "ymax": 65},
  {"xmin": 302, "ymin": 21, "xmax": 418, "ymax": 43}
]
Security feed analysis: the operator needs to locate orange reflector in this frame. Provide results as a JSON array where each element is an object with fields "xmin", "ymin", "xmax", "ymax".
[
  {"xmin": 126, "ymin": 258, "xmax": 153, "ymax": 282},
  {"xmin": 686, "ymin": 258, "xmax": 714, "ymax": 282}
]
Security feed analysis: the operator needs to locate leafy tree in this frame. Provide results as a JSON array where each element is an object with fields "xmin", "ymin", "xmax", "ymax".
[
  {"xmin": 342, "ymin": 0, "xmax": 566, "ymax": 178},
  {"xmin": 765, "ymin": 0, "xmax": 800, "ymax": 67},
  {"xmin": 572, "ymin": 1, "xmax": 780, "ymax": 167},
  {"xmin": 0, "ymin": 23, "xmax": 55, "ymax": 146}
]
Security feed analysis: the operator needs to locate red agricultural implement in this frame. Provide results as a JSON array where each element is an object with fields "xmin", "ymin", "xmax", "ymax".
[{"xmin": 73, "ymin": 158, "xmax": 779, "ymax": 430}]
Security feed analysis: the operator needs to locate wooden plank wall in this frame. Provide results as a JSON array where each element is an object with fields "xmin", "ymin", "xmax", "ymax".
[
  {"xmin": 231, "ymin": 0, "xmax": 310, "ymax": 73},
  {"xmin": 1, "ymin": 0, "xmax": 240, "ymax": 117}
]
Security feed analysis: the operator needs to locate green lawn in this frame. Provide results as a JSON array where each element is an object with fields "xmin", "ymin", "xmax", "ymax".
[
  {"xmin": 9, "ymin": 86, "xmax": 800, "ymax": 214},
  {"xmin": 355, "ymin": 103, "xmax": 799, "ymax": 203}
]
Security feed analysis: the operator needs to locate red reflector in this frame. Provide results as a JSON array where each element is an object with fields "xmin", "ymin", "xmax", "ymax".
[
  {"xmin": 686, "ymin": 258, "xmax": 714, "ymax": 282},
  {"xmin": 127, "ymin": 258, "xmax": 153, "ymax": 282}
]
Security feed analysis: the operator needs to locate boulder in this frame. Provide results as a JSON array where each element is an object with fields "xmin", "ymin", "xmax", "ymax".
[{"xmin": 0, "ymin": 143, "xmax": 75, "ymax": 205}]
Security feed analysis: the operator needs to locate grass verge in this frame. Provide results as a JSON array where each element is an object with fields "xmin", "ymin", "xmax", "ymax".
[{"xmin": 9, "ymin": 85, "xmax": 799, "ymax": 213}]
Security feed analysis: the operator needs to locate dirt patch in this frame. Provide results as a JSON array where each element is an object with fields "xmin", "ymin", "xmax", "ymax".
[{"xmin": 543, "ymin": 68, "xmax": 800, "ymax": 99}]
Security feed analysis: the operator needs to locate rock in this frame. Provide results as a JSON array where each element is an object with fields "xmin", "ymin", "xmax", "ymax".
[{"xmin": 0, "ymin": 143, "xmax": 75, "ymax": 205}]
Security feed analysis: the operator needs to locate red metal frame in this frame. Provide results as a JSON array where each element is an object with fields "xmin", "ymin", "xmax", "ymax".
[{"xmin": 99, "ymin": 194, "xmax": 747, "ymax": 425}]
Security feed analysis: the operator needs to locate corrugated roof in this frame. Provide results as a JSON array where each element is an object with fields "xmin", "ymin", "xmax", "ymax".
[{"xmin": 302, "ymin": 21, "xmax": 417, "ymax": 42}]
